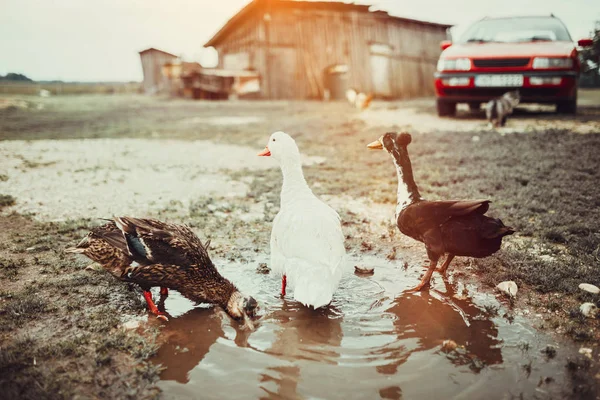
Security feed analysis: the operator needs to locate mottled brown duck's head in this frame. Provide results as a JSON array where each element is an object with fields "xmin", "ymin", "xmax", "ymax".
[{"xmin": 227, "ymin": 292, "xmax": 259, "ymax": 330}]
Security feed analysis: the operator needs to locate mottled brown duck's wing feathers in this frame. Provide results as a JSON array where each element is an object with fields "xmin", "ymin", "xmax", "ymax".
[
  {"xmin": 66, "ymin": 221, "xmax": 123, "ymax": 253},
  {"xmin": 114, "ymin": 216, "xmax": 212, "ymax": 268},
  {"xmin": 92, "ymin": 228, "xmax": 128, "ymax": 254}
]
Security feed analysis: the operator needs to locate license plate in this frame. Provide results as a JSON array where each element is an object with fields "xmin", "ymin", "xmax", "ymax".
[{"xmin": 474, "ymin": 74, "xmax": 523, "ymax": 87}]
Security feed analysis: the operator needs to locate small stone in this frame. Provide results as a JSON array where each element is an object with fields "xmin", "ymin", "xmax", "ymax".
[
  {"xmin": 122, "ymin": 320, "xmax": 140, "ymax": 330},
  {"xmin": 471, "ymin": 135, "xmax": 480, "ymax": 142},
  {"xmin": 496, "ymin": 281, "xmax": 518, "ymax": 298},
  {"xmin": 580, "ymin": 302, "xmax": 598, "ymax": 318},
  {"xmin": 579, "ymin": 347, "xmax": 593, "ymax": 359},
  {"xmin": 256, "ymin": 263, "xmax": 270, "ymax": 274},
  {"xmin": 579, "ymin": 283, "xmax": 600, "ymax": 294},
  {"xmin": 442, "ymin": 339, "xmax": 457, "ymax": 352},
  {"xmin": 354, "ymin": 265, "xmax": 375, "ymax": 275}
]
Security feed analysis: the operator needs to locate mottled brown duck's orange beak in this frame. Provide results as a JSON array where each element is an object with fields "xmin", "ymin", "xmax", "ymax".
[
  {"xmin": 367, "ymin": 139, "xmax": 383, "ymax": 150},
  {"xmin": 257, "ymin": 147, "xmax": 271, "ymax": 156}
]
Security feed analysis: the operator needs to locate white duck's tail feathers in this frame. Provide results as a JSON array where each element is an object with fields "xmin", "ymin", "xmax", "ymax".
[{"xmin": 286, "ymin": 258, "xmax": 343, "ymax": 309}]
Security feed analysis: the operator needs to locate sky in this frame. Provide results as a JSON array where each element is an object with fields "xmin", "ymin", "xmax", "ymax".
[{"xmin": 1, "ymin": 0, "xmax": 598, "ymax": 82}]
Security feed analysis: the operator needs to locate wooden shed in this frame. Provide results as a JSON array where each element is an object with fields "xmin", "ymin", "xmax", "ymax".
[
  {"xmin": 204, "ymin": 0, "xmax": 452, "ymax": 100},
  {"xmin": 139, "ymin": 48, "xmax": 178, "ymax": 94}
]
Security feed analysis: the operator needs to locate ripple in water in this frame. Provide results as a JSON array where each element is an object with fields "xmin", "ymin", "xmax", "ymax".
[{"xmin": 150, "ymin": 255, "xmax": 576, "ymax": 399}]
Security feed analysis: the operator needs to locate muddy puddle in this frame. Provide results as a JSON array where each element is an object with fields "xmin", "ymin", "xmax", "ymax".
[{"xmin": 150, "ymin": 254, "xmax": 576, "ymax": 399}]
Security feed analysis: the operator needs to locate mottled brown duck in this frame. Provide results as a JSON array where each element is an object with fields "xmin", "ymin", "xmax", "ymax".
[
  {"xmin": 68, "ymin": 217, "xmax": 258, "ymax": 327},
  {"xmin": 367, "ymin": 132, "xmax": 515, "ymax": 291},
  {"xmin": 66, "ymin": 220, "xmax": 171, "ymax": 320}
]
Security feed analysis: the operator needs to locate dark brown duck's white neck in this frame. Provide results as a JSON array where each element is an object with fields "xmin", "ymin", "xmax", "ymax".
[{"xmin": 389, "ymin": 145, "xmax": 421, "ymax": 215}]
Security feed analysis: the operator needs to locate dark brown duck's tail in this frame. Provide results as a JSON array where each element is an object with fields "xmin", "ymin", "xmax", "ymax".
[{"xmin": 481, "ymin": 218, "xmax": 515, "ymax": 239}]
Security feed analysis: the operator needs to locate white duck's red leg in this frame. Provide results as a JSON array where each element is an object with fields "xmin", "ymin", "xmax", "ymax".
[
  {"xmin": 281, "ymin": 275, "xmax": 287, "ymax": 297},
  {"xmin": 142, "ymin": 290, "xmax": 168, "ymax": 321}
]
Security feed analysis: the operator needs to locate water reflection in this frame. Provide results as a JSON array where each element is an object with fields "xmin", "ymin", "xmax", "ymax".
[
  {"xmin": 150, "ymin": 262, "xmax": 571, "ymax": 399},
  {"xmin": 378, "ymin": 280, "xmax": 502, "ymax": 375},
  {"xmin": 152, "ymin": 306, "xmax": 224, "ymax": 383},
  {"xmin": 260, "ymin": 301, "xmax": 344, "ymax": 398}
]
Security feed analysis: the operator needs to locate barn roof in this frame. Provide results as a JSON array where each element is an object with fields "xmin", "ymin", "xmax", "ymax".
[
  {"xmin": 138, "ymin": 48, "xmax": 178, "ymax": 58},
  {"xmin": 204, "ymin": 0, "xmax": 452, "ymax": 48}
]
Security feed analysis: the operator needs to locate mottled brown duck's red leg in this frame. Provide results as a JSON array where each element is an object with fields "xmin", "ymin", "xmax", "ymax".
[
  {"xmin": 436, "ymin": 254, "xmax": 455, "ymax": 275},
  {"xmin": 143, "ymin": 290, "xmax": 168, "ymax": 321},
  {"xmin": 281, "ymin": 275, "xmax": 287, "ymax": 297},
  {"xmin": 160, "ymin": 287, "xmax": 169, "ymax": 297}
]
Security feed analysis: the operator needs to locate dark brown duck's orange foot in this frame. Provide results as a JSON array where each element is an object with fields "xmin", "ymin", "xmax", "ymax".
[{"xmin": 404, "ymin": 281, "xmax": 431, "ymax": 293}]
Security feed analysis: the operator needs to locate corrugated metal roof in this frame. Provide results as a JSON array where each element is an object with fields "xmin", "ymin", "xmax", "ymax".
[
  {"xmin": 138, "ymin": 48, "xmax": 178, "ymax": 58},
  {"xmin": 204, "ymin": 0, "xmax": 452, "ymax": 48}
]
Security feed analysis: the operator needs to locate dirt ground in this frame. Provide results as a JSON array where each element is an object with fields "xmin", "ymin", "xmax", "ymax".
[{"xmin": 1, "ymin": 91, "xmax": 600, "ymax": 399}]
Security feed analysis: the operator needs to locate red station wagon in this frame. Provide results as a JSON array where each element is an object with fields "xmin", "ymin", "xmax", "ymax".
[{"xmin": 434, "ymin": 15, "xmax": 593, "ymax": 116}]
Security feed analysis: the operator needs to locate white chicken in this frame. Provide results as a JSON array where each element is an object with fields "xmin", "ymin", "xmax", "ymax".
[{"xmin": 258, "ymin": 131, "xmax": 346, "ymax": 309}]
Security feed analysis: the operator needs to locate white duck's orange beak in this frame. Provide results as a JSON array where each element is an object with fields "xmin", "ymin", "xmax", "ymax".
[
  {"xmin": 257, "ymin": 147, "xmax": 271, "ymax": 156},
  {"xmin": 367, "ymin": 139, "xmax": 383, "ymax": 150}
]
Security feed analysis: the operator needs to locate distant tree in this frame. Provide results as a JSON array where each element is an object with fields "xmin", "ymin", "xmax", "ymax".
[{"xmin": 0, "ymin": 73, "xmax": 33, "ymax": 82}]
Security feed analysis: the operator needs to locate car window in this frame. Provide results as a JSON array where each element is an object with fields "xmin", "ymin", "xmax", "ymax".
[{"xmin": 458, "ymin": 17, "xmax": 572, "ymax": 44}]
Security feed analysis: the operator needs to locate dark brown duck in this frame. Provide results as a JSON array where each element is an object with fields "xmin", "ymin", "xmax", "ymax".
[{"xmin": 367, "ymin": 132, "xmax": 514, "ymax": 291}]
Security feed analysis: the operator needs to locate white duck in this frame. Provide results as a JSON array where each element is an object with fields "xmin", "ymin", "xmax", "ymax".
[{"xmin": 258, "ymin": 131, "xmax": 346, "ymax": 309}]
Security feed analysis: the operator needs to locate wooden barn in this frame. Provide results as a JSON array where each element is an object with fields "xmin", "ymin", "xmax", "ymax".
[
  {"xmin": 139, "ymin": 48, "xmax": 178, "ymax": 94},
  {"xmin": 204, "ymin": 0, "xmax": 451, "ymax": 100}
]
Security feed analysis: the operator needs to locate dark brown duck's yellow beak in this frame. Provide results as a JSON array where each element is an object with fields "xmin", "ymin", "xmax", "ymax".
[{"xmin": 367, "ymin": 139, "xmax": 383, "ymax": 150}]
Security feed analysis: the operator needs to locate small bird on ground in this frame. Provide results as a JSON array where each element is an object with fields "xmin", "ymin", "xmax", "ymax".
[{"xmin": 346, "ymin": 88, "xmax": 374, "ymax": 110}]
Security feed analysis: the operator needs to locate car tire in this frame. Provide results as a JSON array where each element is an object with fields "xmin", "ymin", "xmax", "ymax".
[
  {"xmin": 556, "ymin": 98, "xmax": 577, "ymax": 115},
  {"xmin": 468, "ymin": 102, "xmax": 480, "ymax": 111},
  {"xmin": 437, "ymin": 99, "xmax": 456, "ymax": 117}
]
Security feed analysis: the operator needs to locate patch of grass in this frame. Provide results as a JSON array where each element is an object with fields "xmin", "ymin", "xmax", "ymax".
[
  {"xmin": 565, "ymin": 356, "xmax": 599, "ymax": 399},
  {"xmin": 473, "ymin": 249, "xmax": 599, "ymax": 295},
  {"xmin": 0, "ymin": 257, "xmax": 26, "ymax": 280},
  {"xmin": 16, "ymin": 155, "xmax": 57, "ymax": 169},
  {"xmin": 0, "ymin": 194, "xmax": 16, "ymax": 209},
  {"xmin": 542, "ymin": 345, "xmax": 557, "ymax": 359},
  {"xmin": 0, "ymin": 213, "xmax": 161, "ymax": 399},
  {"xmin": 0, "ymin": 336, "xmax": 75, "ymax": 400}
]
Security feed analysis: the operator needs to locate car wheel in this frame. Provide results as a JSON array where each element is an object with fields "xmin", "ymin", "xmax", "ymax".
[
  {"xmin": 556, "ymin": 99, "xmax": 577, "ymax": 115},
  {"xmin": 468, "ymin": 102, "xmax": 480, "ymax": 111},
  {"xmin": 436, "ymin": 99, "xmax": 456, "ymax": 117}
]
